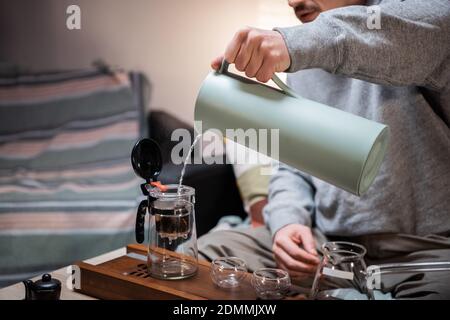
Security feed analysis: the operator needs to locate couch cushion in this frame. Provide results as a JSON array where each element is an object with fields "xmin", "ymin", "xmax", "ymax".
[{"xmin": 0, "ymin": 68, "xmax": 142, "ymax": 286}]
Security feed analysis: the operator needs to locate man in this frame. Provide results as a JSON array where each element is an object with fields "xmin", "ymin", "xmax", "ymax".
[{"xmin": 198, "ymin": 0, "xmax": 450, "ymax": 299}]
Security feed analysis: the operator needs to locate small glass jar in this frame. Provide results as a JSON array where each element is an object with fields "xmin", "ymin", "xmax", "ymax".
[
  {"xmin": 146, "ymin": 184, "xmax": 198, "ymax": 280},
  {"xmin": 210, "ymin": 257, "xmax": 247, "ymax": 288},
  {"xmin": 251, "ymin": 268, "xmax": 291, "ymax": 300}
]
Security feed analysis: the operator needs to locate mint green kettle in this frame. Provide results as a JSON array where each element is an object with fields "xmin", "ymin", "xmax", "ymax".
[{"xmin": 194, "ymin": 61, "xmax": 389, "ymax": 195}]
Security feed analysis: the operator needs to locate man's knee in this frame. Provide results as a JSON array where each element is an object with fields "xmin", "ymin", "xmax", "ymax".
[
  {"xmin": 197, "ymin": 227, "xmax": 275, "ymax": 271},
  {"xmin": 198, "ymin": 230, "xmax": 246, "ymax": 261}
]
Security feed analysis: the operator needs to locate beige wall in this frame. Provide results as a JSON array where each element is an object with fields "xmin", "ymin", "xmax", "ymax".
[{"xmin": 0, "ymin": 0, "xmax": 298, "ymax": 124}]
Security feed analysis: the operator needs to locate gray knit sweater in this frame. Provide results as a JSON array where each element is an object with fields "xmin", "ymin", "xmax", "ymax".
[{"xmin": 264, "ymin": 0, "xmax": 450, "ymax": 237}]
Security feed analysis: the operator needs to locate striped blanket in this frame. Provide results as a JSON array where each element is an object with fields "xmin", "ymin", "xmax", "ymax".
[{"xmin": 0, "ymin": 68, "xmax": 142, "ymax": 286}]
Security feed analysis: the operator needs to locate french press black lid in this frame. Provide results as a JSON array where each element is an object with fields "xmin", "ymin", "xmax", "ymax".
[{"xmin": 131, "ymin": 138, "xmax": 163, "ymax": 244}]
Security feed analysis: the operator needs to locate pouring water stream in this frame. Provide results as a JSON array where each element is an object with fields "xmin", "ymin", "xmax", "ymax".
[{"xmin": 177, "ymin": 134, "xmax": 202, "ymax": 195}]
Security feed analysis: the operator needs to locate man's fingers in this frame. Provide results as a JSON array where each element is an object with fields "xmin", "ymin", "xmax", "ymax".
[
  {"xmin": 276, "ymin": 236, "xmax": 320, "ymax": 265},
  {"xmin": 234, "ymin": 38, "xmax": 254, "ymax": 72},
  {"xmin": 224, "ymin": 27, "xmax": 249, "ymax": 64},
  {"xmin": 211, "ymin": 56, "xmax": 223, "ymax": 70},
  {"xmin": 245, "ymin": 46, "xmax": 264, "ymax": 78},
  {"xmin": 255, "ymin": 58, "xmax": 275, "ymax": 83},
  {"xmin": 213, "ymin": 27, "xmax": 290, "ymax": 76},
  {"xmin": 273, "ymin": 245, "xmax": 318, "ymax": 273},
  {"xmin": 296, "ymin": 227, "xmax": 318, "ymax": 256}
]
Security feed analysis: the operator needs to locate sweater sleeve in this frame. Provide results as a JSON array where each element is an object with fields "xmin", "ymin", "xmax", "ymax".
[
  {"xmin": 275, "ymin": 0, "xmax": 450, "ymax": 90},
  {"xmin": 263, "ymin": 163, "xmax": 316, "ymax": 237}
]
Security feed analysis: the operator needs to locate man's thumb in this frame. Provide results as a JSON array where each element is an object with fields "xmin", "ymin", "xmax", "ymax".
[{"xmin": 211, "ymin": 56, "xmax": 223, "ymax": 71}]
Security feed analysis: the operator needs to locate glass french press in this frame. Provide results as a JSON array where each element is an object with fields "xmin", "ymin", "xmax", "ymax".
[{"xmin": 131, "ymin": 138, "xmax": 198, "ymax": 280}]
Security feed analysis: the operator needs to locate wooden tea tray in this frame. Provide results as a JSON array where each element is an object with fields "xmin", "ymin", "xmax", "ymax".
[{"xmin": 75, "ymin": 244, "xmax": 258, "ymax": 300}]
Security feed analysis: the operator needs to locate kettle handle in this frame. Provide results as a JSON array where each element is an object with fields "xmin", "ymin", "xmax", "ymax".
[{"xmin": 218, "ymin": 59, "xmax": 300, "ymax": 99}]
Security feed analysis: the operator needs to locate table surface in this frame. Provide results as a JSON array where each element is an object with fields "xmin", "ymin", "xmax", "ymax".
[
  {"xmin": 0, "ymin": 248, "xmax": 312, "ymax": 300},
  {"xmin": 0, "ymin": 247, "xmax": 126, "ymax": 300}
]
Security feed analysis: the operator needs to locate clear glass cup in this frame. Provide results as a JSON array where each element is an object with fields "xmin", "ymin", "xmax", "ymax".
[
  {"xmin": 251, "ymin": 268, "xmax": 291, "ymax": 300},
  {"xmin": 146, "ymin": 184, "xmax": 198, "ymax": 280},
  {"xmin": 210, "ymin": 257, "xmax": 247, "ymax": 288}
]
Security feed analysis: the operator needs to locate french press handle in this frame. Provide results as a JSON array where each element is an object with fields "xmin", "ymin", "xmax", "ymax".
[
  {"xmin": 218, "ymin": 59, "xmax": 300, "ymax": 99},
  {"xmin": 135, "ymin": 200, "xmax": 148, "ymax": 244},
  {"xmin": 135, "ymin": 195, "xmax": 158, "ymax": 243}
]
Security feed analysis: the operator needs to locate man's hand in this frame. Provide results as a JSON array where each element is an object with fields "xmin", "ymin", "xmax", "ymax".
[
  {"xmin": 211, "ymin": 27, "xmax": 291, "ymax": 83},
  {"xmin": 272, "ymin": 224, "xmax": 320, "ymax": 278}
]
